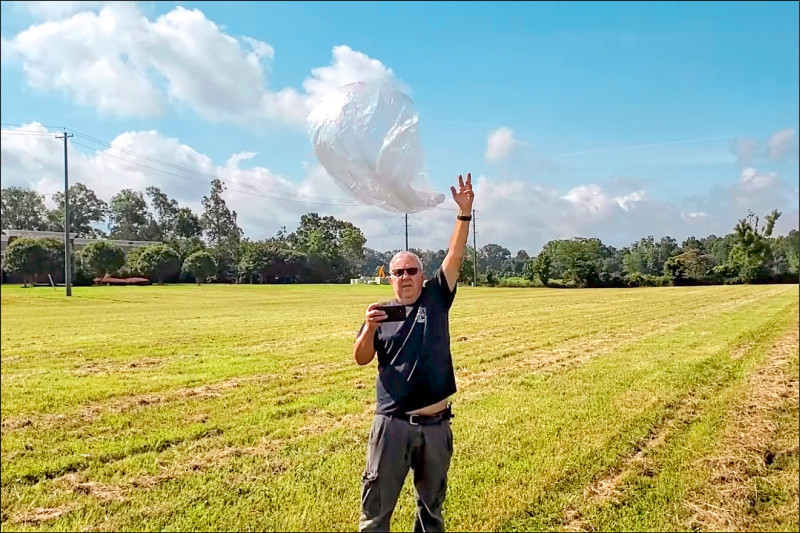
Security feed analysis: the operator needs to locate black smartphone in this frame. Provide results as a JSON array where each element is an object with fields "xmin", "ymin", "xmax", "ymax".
[{"xmin": 374, "ymin": 305, "xmax": 406, "ymax": 322}]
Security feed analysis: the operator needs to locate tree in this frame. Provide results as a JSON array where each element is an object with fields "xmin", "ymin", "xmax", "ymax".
[
  {"xmin": 622, "ymin": 236, "xmax": 678, "ymax": 276},
  {"xmin": 538, "ymin": 237, "xmax": 604, "ymax": 287},
  {"xmin": 183, "ymin": 251, "xmax": 217, "ymax": 284},
  {"xmin": 49, "ymin": 183, "xmax": 108, "ymax": 237},
  {"xmin": 77, "ymin": 240, "xmax": 125, "ymax": 281},
  {"xmin": 479, "ymin": 243, "xmax": 511, "ymax": 274},
  {"xmin": 772, "ymin": 229, "xmax": 799, "ymax": 278},
  {"xmin": 418, "ymin": 249, "xmax": 447, "ymax": 278},
  {"xmin": 664, "ymin": 248, "xmax": 713, "ymax": 284},
  {"xmin": 201, "ymin": 179, "xmax": 242, "ymax": 281},
  {"xmin": 145, "ymin": 186, "xmax": 179, "ymax": 240},
  {"xmin": 1, "ymin": 187, "xmax": 50, "ymax": 231},
  {"xmin": 457, "ymin": 245, "xmax": 476, "ymax": 285},
  {"xmin": 527, "ymin": 252, "xmax": 552, "ymax": 286},
  {"xmin": 2, "ymin": 237, "xmax": 63, "ymax": 286},
  {"xmin": 172, "ymin": 207, "xmax": 203, "ymax": 239},
  {"xmin": 716, "ymin": 209, "xmax": 781, "ymax": 283},
  {"xmin": 109, "ymin": 189, "xmax": 151, "ymax": 240},
  {"xmin": 133, "ymin": 244, "xmax": 181, "ymax": 283},
  {"xmin": 289, "ymin": 213, "xmax": 366, "ymax": 282}
]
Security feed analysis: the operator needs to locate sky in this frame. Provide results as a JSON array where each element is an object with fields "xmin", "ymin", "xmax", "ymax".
[{"xmin": 1, "ymin": 0, "xmax": 798, "ymax": 255}]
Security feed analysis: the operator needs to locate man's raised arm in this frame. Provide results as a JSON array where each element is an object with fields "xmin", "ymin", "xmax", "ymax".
[{"xmin": 441, "ymin": 173, "xmax": 475, "ymax": 292}]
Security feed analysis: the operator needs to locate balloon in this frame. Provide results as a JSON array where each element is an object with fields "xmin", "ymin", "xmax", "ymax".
[{"xmin": 307, "ymin": 81, "xmax": 445, "ymax": 213}]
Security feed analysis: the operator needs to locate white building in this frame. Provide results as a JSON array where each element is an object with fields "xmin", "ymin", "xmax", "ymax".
[{"xmin": 0, "ymin": 229, "xmax": 159, "ymax": 263}]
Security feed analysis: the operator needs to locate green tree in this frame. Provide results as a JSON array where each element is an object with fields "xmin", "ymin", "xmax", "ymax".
[
  {"xmin": 1, "ymin": 187, "xmax": 50, "ymax": 231},
  {"xmin": 479, "ymin": 243, "xmax": 511, "ymax": 274},
  {"xmin": 172, "ymin": 207, "xmax": 203, "ymax": 239},
  {"xmin": 109, "ymin": 189, "xmax": 151, "ymax": 240},
  {"xmin": 77, "ymin": 240, "xmax": 125, "ymax": 281},
  {"xmin": 289, "ymin": 213, "xmax": 366, "ymax": 282},
  {"xmin": 458, "ymin": 245, "xmax": 476, "ymax": 285},
  {"xmin": 49, "ymin": 183, "xmax": 108, "ymax": 237},
  {"xmin": 772, "ymin": 229, "xmax": 799, "ymax": 278},
  {"xmin": 201, "ymin": 180, "xmax": 242, "ymax": 281},
  {"xmin": 2, "ymin": 237, "xmax": 63, "ymax": 286},
  {"xmin": 183, "ymin": 250, "xmax": 217, "ymax": 284},
  {"xmin": 527, "ymin": 252, "xmax": 552, "ymax": 286},
  {"xmin": 716, "ymin": 209, "xmax": 781, "ymax": 283},
  {"xmin": 538, "ymin": 237, "xmax": 603, "ymax": 287},
  {"xmin": 145, "ymin": 186, "xmax": 179, "ymax": 239},
  {"xmin": 134, "ymin": 244, "xmax": 181, "ymax": 283}
]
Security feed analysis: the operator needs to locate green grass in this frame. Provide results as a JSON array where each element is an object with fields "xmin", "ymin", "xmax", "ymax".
[{"xmin": 1, "ymin": 283, "xmax": 798, "ymax": 531}]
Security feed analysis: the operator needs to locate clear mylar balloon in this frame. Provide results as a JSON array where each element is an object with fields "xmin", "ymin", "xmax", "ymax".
[{"xmin": 307, "ymin": 81, "xmax": 445, "ymax": 213}]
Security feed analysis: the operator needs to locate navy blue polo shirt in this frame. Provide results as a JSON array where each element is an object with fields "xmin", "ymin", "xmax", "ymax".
[{"xmin": 360, "ymin": 267, "xmax": 457, "ymax": 415}]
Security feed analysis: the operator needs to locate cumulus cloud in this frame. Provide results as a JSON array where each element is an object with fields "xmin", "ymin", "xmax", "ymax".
[
  {"xmin": 767, "ymin": 128, "xmax": 799, "ymax": 160},
  {"xmin": 2, "ymin": 4, "xmax": 397, "ymax": 126},
  {"xmin": 485, "ymin": 127, "xmax": 518, "ymax": 163},
  {"xmin": 21, "ymin": 1, "xmax": 108, "ymax": 21},
  {"xmin": 730, "ymin": 128, "xmax": 798, "ymax": 166},
  {"xmin": 739, "ymin": 167, "xmax": 779, "ymax": 192}
]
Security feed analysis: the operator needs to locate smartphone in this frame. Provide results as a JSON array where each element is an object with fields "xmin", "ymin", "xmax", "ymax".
[{"xmin": 374, "ymin": 305, "xmax": 406, "ymax": 322}]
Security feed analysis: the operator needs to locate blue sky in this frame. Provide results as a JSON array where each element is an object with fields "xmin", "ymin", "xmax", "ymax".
[{"xmin": 1, "ymin": 1, "xmax": 798, "ymax": 253}]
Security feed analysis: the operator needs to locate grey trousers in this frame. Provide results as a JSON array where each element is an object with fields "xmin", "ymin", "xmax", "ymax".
[{"xmin": 359, "ymin": 414, "xmax": 453, "ymax": 532}]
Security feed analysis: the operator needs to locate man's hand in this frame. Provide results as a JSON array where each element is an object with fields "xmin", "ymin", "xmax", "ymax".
[
  {"xmin": 354, "ymin": 303, "xmax": 386, "ymax": 365},
  {"xmin": 364, "ymin": 302, "xmax": 388, "ymax": 330},
  {"xmin": 449, "ymin": 173, "xmax": 474, "ymax": 215}
]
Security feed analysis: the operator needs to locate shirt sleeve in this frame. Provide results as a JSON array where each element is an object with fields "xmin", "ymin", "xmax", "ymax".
[{"xmin": 427, "ymin": 266, "xmax": 457, "ymax": 310}]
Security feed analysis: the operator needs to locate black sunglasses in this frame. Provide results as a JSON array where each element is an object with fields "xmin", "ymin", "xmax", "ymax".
[{"xmin": 391, "ymin": 267, "xmax": 420, "ymax": 277}]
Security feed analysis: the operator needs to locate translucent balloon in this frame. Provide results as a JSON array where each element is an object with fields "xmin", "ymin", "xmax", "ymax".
[{"xmin": 307, "ymin": 81, "xmax": 445, "ymax": 213}]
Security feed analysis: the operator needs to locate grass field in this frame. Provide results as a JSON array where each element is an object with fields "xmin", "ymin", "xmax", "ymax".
[{"xmin": 1, "ymin": 283, "xmax": 798, "ymax": 532}]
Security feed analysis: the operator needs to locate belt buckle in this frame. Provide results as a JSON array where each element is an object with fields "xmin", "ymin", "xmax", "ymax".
[{"xmin": 408, "ymin": 414, "xmax": 419, "ymax": 425}]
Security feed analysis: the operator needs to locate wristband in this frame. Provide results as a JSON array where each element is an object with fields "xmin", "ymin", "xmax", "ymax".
[{"xmin": 457, "ymin": 214, "xmax": 472, "ymax": 221}]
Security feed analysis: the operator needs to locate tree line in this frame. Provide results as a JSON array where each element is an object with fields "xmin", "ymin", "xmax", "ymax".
[{"xmin": 1, "ymin": 182, "xmax": 797, "ymax": 287}]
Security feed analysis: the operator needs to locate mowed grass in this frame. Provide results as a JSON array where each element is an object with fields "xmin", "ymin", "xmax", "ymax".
[{"xmin": 1, "ymin": 283, "xmax": 797, "ymax": 532}]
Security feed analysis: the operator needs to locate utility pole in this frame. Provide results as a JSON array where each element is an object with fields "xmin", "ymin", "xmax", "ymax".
[
  {"xmin": 55, "ymin": 131, "xmax": 73, "ymax": 296},
  {"xmin": 472, "ymin": 209, "xmax": 478, "ymax": 287},
  {"xmin": 404, "ymin": 213, "xmax": 409, "ymax": 250}
]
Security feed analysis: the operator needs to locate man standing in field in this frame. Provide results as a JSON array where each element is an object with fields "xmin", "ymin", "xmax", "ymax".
[{"xmin": 354, "ymin": 173, "xmax": 474, "ymax": 532}]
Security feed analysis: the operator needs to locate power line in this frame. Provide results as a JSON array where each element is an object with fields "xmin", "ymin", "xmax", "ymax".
[
  {"xmin": 67, "ymin": 128, "xmax": 368, "ymax": 206},
  {"xmin": 68, "ymin": 139, "xmax": 371, "ymax": 208}
]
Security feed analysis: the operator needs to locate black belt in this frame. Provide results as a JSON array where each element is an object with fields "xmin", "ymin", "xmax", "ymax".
[{"xmin": 391, "ymin": 405, "xmax": 454, "ymax": 426}]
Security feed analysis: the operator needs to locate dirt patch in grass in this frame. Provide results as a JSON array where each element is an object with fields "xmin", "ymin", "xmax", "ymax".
[
  {"xmin": 682, "ymin": 324, "xmax": 799, "ymax": 531},
  {"xmin": 11, "ymin": 504, "xmax": 76, "ymax": 524},
  {"xmin": 458, "ymin": 326, "xmax": 662, "ymax": 393},
  {"xmin": 56, "ymin": 472, "xmax": 128, "ymax": 502},
  {"xmin": 2, "ymin": 375, "xmax": 276, "ymax": 432},
  {"xmin": 562, "ymin": 391, "xmax": 705, "ymax": 532},
  {"xmin": 72, "ymin": 357, "xmax": 165, "ymax": 376}
]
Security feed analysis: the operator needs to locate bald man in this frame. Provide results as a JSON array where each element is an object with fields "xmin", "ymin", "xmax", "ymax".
[{"xmin": 354, "ymin": 173, "xmax": 474, "ymax": 532}]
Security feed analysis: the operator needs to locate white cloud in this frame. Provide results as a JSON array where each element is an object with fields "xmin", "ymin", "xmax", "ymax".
[
  {"xmin": 3, "ymin": 4, "xmax": 398, "ymax": 126},
  {"xmin": 739, "ymin": 167, "xmax": 779, "ymax": 192},
  {"xmin": 21, "ymin": 1, "xmax": 108, "ymax": 21},
  {"xmin": 731, "ymin": 137, "xmax": 760, "ymax": 167},
  {"xmin": 731, "ymin": 128, "xmax": 799, "ymax": 166},
  {"xmin": 485, "ymin": 127, "xmax": 518, "ymax": 162},
  {"xmin": 562, "ymin": 185, "xmax": 616, "ymax": 219},
  {"xmin": 614, "ymin": 190, "xmax": 646, "ymax": 211},
  {"xmin": 767, "ymin": 128, "xmax": 798, "ymax": 160},
  {"xmin": 681, "ymin": 212, "xmax": 708, "ymax": 225}
]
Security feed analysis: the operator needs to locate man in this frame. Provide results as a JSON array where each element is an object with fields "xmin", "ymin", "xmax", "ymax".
[{"xmin": 354, "ymin": 173, "xmax": 474, "ymax": 532}]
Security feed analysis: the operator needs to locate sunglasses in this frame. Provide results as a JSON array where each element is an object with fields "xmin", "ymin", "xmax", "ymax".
[{"xmin": 391, "ymin": 267, "xmax": 420, "ymax": 277}]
